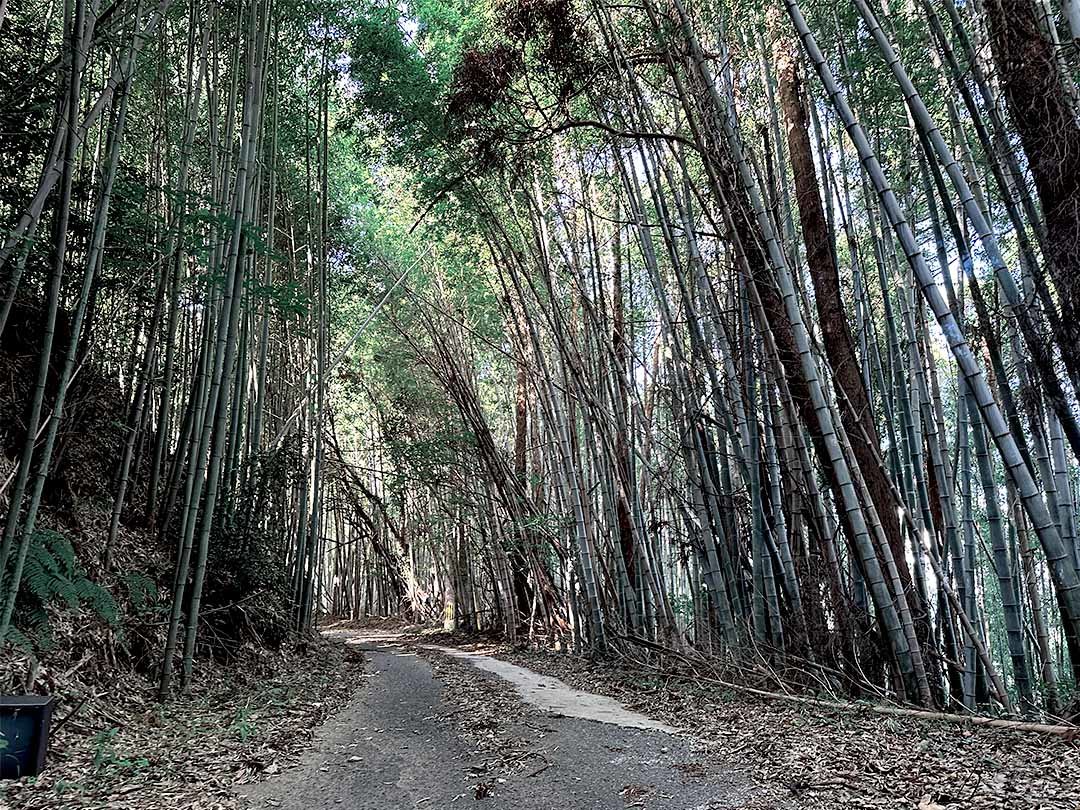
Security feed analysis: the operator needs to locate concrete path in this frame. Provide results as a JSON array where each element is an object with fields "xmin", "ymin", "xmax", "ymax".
[
  {"xmin": 423, "ymin": 645, "xmax": 678, "ymax": 733},
  {"xmin": 240, "ymin": 637, "xmax": 763, "ymax": 810}
]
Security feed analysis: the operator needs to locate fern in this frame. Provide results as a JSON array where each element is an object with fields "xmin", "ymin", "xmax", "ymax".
[
  {"xmin": 120, "ymin": 571, "xmax": 158, "ymax": 612},
  {"xmin": 76, "ymin": 577, "xmax": 118, "ymax": 623},
  {"xmin": 5, "ymin": 601, "xmax": 54, "ymax": 651},
  {"xmin": 6, "ymin": 531, "xmax": 118, "ymax": 652},
  {"xmin": 4, "ymin": 622, "xmax": 39, "ymax": 652}
]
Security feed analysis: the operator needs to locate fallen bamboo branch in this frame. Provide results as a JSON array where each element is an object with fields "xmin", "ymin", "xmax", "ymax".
[
  {"xmin": 618, "ymin": 634, "xmax": 1077, "ymax": 738},
  {"xmin": 691, "ymin": 673, "xmax": 1078, "ymax": 738}
]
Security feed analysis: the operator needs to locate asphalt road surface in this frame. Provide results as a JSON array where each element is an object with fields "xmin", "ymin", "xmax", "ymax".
[{"xmin": 240, "ymin": 638, "xmax": 766, "ymax": 810}]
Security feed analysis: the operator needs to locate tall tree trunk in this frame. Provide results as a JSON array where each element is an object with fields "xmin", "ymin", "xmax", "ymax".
[
  {"xmin": 772, "ymin": 18, "xmax": 912, "ymax": 599},
  {"xmin": 985, "ymin": 0, "xmax": 1080, "ymax": 390}
]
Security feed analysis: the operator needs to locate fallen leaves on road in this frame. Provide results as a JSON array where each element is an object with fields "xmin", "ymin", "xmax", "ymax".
[
  {"xmin": 496, "ymin": 648, "xmax": 1080, "ymax": 810},
  {"xmin": 619, "ymin": 782, "xmax": 656, "ymax": 805},
  {"xmin": 414, "ymin": 645, "xmax": 567, "ymax": 803}
]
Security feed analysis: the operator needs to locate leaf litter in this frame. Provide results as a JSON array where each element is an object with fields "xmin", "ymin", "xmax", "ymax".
[
  {"xmin": 489, "ymin": 645, "xmax": 1080, "ymax": 810},
  {"xmin": 415, "ymin": 646, "xmax": 552, "ymax": 799},
  {"xmin": 2, "ymin": 638, "xmax": 365, "ymax": 810},
  {"xmin": 12, "ymin": 617, "xmax": 1076, "ymax": 810}
]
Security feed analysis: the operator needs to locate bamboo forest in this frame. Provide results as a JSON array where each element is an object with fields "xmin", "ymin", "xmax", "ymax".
[{"xmin": 2, "ymin": 0, "xmax": 1080, "ymax": 806}]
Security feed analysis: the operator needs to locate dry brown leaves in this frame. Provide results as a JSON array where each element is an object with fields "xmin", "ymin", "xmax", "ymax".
[
  {"xmin": 415, "ymin": 646, "xmax": 555, "ymax": 793},
  {"xmin": 2, "ymin": 639, "xmax": 365, "ymax": 810},
  {"xmin": 495, "ymin": 649, "xmax": 1080, "ymax": 810}
]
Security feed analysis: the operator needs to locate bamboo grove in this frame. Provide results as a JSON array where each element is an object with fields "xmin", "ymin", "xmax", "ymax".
[
  {"xmin": 328, "ymin": 0, "xmax": 1080, "ymax": 718},
  {"xmin": 3, "ymin": 0, "xmax": 1080, "ymax": 720},
  {"xmin": 0, "ymin": 0, "xmax": 342, "ymax": 696}
]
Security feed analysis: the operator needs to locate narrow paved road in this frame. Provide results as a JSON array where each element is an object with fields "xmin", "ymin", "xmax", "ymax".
[{"xmin": 240, "ymin": 639, "xmax": 764, "ymax": 809}]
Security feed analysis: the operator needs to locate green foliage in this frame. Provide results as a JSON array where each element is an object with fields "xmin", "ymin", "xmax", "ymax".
[
  {"xmin": 249, "ymin": 277, "xmax": 311, "ymax": 319},
  {"xmin": 100, "ymin": 171, "xmax": 164, "ymax": 290},
  {"xmin": 91, "ymin": 728, "xmax": 119, "ymax": 773},
  {"xmin": 670, "ymin": 595, "xmax": 694, "ymax": 619},
  {"xmin": 91, "ymin": 728, "xmax": 148, "ymax": 776},
  {"xmin": 346, "ymin": 2, "xmax": 447, "ymax": 163},
  {"xmin": 119, "ymin": 572, "xmax": 159, "ymax": 614},
  {"xmin": 228, "ymin": 706, "xmax": 259, "ymax": 742},
  {"xmin": 7, "ymin": 531, "xmax": 118, "ymax": 650}
]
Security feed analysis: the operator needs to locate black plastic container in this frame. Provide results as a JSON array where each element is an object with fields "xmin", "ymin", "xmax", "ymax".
[{"xmin": 0, "ymin": 696, "xmax": 55, "ymax": 779}]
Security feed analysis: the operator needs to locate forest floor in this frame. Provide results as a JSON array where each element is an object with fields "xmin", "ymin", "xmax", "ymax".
[
  {"xmin": 6, "ymin": 622, "xmax": 1080, "ymax": 809},
  {"xmin": 482, "ymin": 641, "xmax": 1080, "ymax": 810},
  {"xmin": 1, "ymin": 638, "xmax": 365, "ymax": 810}
]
